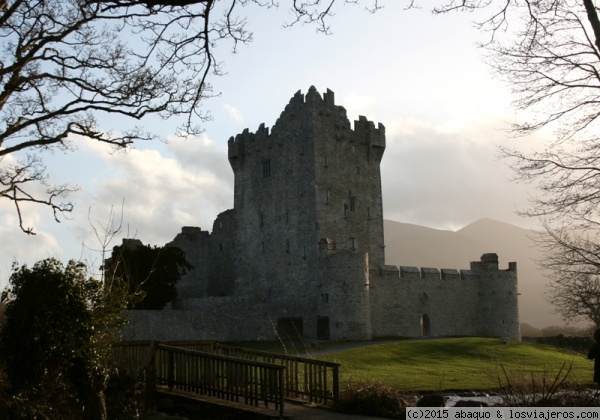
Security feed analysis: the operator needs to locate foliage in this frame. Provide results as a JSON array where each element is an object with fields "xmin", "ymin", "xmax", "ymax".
[
  {"xmin": 498, "ymin": 362, "xmax": 600, "ymax": 406},
  {"xmin": 104, "ymin": 241, "xmax": 191, "ymax": 310},
  {"xmin": 0, "ymin": 258, "xmax": 128, "ymax": 419},
  {"xmin": 104, "ymin": 370, "xmax": 147, "ymax": 420},
  {"xmin": 336, "ymin": 381, "xmax": 407, "ymax": 418}
]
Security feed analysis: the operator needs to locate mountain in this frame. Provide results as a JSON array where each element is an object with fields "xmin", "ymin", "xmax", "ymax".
[{"xmin": 383, "ymin": 218, "xmax": 564, "ymax": 329}]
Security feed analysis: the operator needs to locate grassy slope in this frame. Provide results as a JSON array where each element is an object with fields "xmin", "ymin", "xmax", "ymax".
[{"xmin": 317, "ymin": 338, "xmax": 593, "ymax": 391}]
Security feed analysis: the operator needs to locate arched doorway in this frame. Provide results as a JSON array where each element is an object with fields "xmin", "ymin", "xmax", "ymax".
[{"xmin": 420, "ymin": 314, "xmax": 430, "ymax": 337}]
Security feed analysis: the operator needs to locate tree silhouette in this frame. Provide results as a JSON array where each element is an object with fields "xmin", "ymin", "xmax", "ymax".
[
  {"xmin": 0, "ymin": 258, "xmax": 128, "ymax": 419},
  {"xmin": 104, "ymin": 240, "xmax": 191, "ymax": 309}
]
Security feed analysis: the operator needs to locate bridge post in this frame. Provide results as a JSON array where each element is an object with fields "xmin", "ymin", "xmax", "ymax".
[
  {"xmin": 333, "ymin": 364, "xmax": 339, "ymax": 407},
  {"xmin": 167, "ymin": 349, "xmax": 175, "ymax": 391}
]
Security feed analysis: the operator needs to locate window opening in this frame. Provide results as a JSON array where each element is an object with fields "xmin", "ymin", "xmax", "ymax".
[
  {"xmin": 317, "ymin": 316, "xmax": 330, "ymax": 340},
  {"xmin": 420, "ymin": 314, "xmax": 431, "ymax": 337},
  {"xmin": 262, "ymin": 160, "xmax": 271, "ymax": 179}
]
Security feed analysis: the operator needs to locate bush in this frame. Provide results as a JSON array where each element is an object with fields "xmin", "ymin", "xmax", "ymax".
[
  {"xmin": 336, "ymin": 382, "xmax": 408, "ymax": 419},
  {"xmin": 0, "ymin": 258, "xmax": 129, "ymax": 419},
  {"xmin": 105, "ymin": 370, "xmax": 148, "ymax": 420},
  {"xmin": 498, "ymin": 362, "xmax": 600, "ymax": 407}
]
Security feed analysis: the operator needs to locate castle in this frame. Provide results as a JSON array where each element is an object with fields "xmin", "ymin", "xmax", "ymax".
[{"xmin": 123, "ymin": 87, "xmax": 520, "ymax": 342}]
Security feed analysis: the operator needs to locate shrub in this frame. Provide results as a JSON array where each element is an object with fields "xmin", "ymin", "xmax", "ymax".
[{"xmin": 336, "ymin": 381, "xmax": 409, "ymax": 418}]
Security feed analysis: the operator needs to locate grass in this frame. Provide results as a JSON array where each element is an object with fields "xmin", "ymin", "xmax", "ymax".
[{"xmin": 313, "ymin": 337, "xmax": 595, "ymax": 391}]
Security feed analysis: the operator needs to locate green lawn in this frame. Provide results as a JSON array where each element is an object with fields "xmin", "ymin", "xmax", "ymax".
[{"xmin": 316, "ymin": 337, "xmax": 594, "ymax": 391}]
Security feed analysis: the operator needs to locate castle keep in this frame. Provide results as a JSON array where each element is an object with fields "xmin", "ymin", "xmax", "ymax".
[{"xmin": 124, "ymin": 87, "xmax": 520, "ymax": 342}]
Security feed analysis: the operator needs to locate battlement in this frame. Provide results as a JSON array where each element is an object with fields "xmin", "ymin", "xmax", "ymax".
[
  {"xmin": 227, "ymin": 87, "xmax": 385, "ymax": 165},
  {"xmin": 172, "ymin": 226, "xmax": 210, "ymax": 242},
  {"xmin": 378, "ymin": 253, "xmax": 517, "ymax": 281},
  {"xmin": 284, "ymin": 85, "xmax": 336, "ymax": 111},
  {"xmin": 354, "ymin": 115, "xmax": 385, "ymax": 150}
]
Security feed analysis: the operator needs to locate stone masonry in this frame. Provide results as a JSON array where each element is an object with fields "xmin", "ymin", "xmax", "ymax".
[{"xmin": 122, "ymin": 87, "xmax": 520, "ymax": 342}]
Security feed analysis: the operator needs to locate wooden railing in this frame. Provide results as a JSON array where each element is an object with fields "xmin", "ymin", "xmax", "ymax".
[
  {"xmin": 110, "ymin": 340, "xmax": 340, "ymax": 416},
  {"xmin": 110, "ymin": 341, "xmax": 155, "ymax": 375},
  {"xmin": 215, "ymin": 344, "xmax": 340, "ymax": 406},
  {"xmin": 154, "ymin": 344, "xmax": 285, "ymax": 417},
  {"xmin": 110, "ymin": 341, "xmax": 217, "ymax": 376}
]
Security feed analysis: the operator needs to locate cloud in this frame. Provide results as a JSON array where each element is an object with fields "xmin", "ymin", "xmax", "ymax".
[
  {"xmin": 72, "ymin": 134, "xmax": 233, "ymax": 251},
  {"xmin": 381, "ymin": 118, "xmax": 536, "ymax": 230},
  {"xmin": 0, "ymin": 205, "xmax": 63, "ymax": 289},
  {"xmin": 224, "ymin": 104, "xmax": 244, "ymax": 124}
]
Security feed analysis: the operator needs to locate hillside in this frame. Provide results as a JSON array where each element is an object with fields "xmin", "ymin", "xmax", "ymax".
[{"xmin": 383, "ymin": 218, "xmax": 562, "ymax": 328}]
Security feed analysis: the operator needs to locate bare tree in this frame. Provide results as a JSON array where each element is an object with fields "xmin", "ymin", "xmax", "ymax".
[
  {"xmin": 419, "ymin": 1, "xmax": 600, "ymax": 324},
  {"xmin": 535, "ymin": 223, "xmax": 600, "ymax": 326},
  {"xmin": 0, "ymin": 0, "xmax": 382, "ymax": 234}
]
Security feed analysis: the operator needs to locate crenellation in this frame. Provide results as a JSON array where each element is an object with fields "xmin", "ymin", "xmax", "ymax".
[
  {"xmin": 323, "ymin": 88, "xmax": 335, "ymax": 106},
  {"xmin": 180, "ymin": 226, "xmax": 207, "ymax": 240},
  {"xmin": 400, "ymin": 266, "xmax": 420, "ymax": 280},
  {"xmin": 123, "ymin": 86, "xmax": 520, "ymax": 343},
  {"xmin": 441, "ymin": 268, "xmax": 460, "ymax": 280}
]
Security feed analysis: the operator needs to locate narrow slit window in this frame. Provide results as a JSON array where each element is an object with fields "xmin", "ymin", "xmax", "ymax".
[{"xmin": 262, "ymin": 160, "xmax": 271, "ymax": 179}]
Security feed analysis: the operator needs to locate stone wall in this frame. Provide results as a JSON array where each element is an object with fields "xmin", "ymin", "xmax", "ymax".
[
  {"xmin": 121, "ymin": 87, "xmax": 520, "ymax": 343},
  {"xmin": 369, "ymin": 254, "xmax": 519, "ymax": 339}
]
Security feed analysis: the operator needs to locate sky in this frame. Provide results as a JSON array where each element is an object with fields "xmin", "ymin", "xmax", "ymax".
[{"xmin": 0, "ymin": 2, "xmax": 545, "ymax": 287}]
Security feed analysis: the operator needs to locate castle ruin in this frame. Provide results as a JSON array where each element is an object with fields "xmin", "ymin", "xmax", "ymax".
[{"xmin": 123, "ymin": 86, "xmax": 520, "ymax": 342}]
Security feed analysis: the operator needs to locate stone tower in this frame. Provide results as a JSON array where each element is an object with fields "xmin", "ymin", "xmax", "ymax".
[
  {"xmin": 228, "ymin": 87, "xmax": 385, "ymax": 286},
  {"xmin": 126, "ymin": 86, "xmax": 519, "ymax": 343},
  {"xmin": 226, "ymin": 86, "xmax": 385, "ymax": 340}
]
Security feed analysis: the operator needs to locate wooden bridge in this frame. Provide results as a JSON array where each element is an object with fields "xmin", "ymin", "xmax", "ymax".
[{"xmin": 111, "ymin": 341, "xmax": 341, "ymax": 418}]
